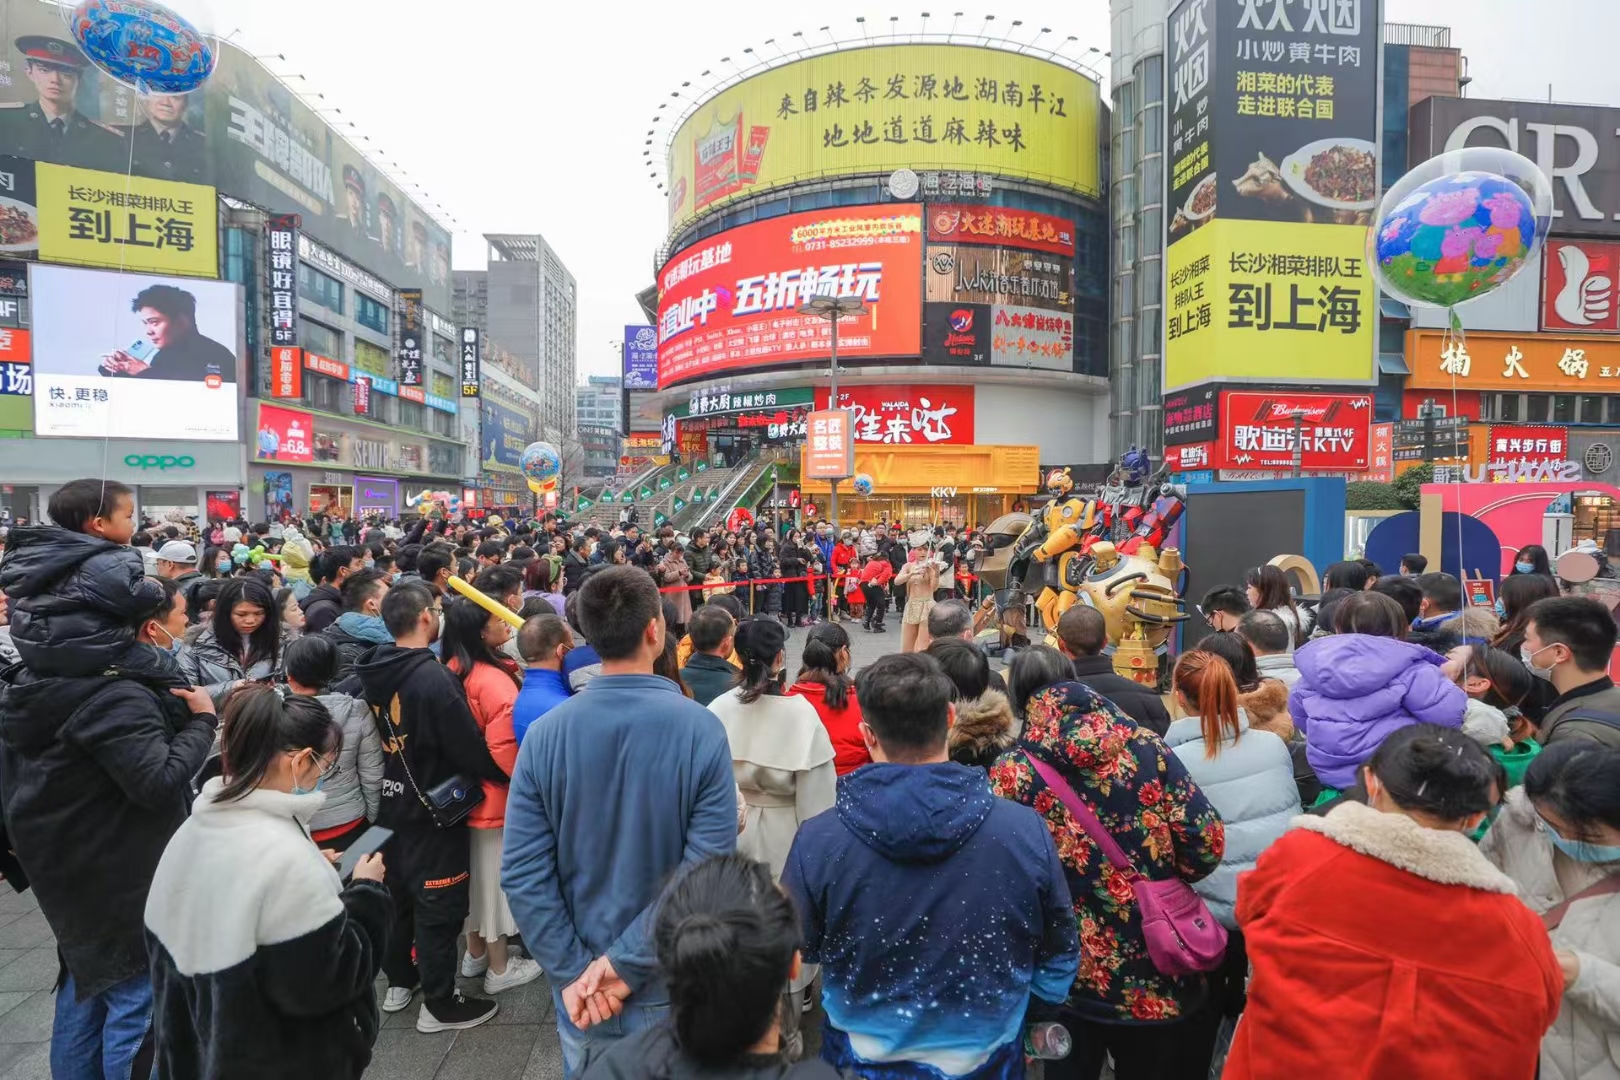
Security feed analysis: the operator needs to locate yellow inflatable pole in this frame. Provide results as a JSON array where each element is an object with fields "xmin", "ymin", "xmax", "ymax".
[{"xmin": 446, "ymin": 575, "xmax": 524, "ymax": 630}]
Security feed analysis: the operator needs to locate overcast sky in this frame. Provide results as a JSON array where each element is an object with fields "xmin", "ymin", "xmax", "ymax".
[{"xmin": 227, "ymin": 0, "xmax": 1620, "ymax": 380}]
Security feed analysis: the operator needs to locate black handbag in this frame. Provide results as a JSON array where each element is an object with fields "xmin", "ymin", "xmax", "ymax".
[{"xmin": 372, "ymin": 696, "xmax": 484, "ymax": 828}]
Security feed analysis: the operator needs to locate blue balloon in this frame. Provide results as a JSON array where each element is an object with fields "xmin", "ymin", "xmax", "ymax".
[
  {"xmin": 852, "ymin": 473, "xmax": 874, "ymax": 496},
  {"xmin": 520, "ymin": 442, "xmax": 561, "ymax": 485},
  {"xmin": 69, "ymin": 0, "xmax": 215, "ymax": 95}
]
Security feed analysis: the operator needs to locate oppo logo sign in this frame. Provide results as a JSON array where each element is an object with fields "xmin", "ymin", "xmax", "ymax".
[{"xmin": 123, "ymin": 454, "xmax": 196, "ymax": 471}]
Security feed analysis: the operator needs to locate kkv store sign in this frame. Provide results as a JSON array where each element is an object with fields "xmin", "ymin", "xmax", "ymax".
[
  {"xmin": 1544, "ymin": 240, "xmax": 1620, "ymax": 333},
  {"xmin": 1218, "ymin": 391, "xmax": 1372, "ymax": 471},
  {"xmin": 820, "ymin": 385, "xmax": 976, "ymax": 445}
]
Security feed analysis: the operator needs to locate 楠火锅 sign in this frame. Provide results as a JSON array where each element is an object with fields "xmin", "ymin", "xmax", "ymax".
[
  {"xmin": 1162, "ymin": 0, "xmax": 1380, "ymax": 392},
  {"xmin": 664, "ymin": 44, "xmax": 1102, "ymax": 231},
  {"xmin": 0, "ymin": 4, "xmax": 451, "ymax": 311}
]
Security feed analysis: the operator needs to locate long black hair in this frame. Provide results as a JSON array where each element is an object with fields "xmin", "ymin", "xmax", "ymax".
[
  {"xmin": 440, "ymin": 596, "xmax": 519, "ymax": 686},
  {"xmin": 1524, "ymin": 741, "xmax": 1620, "ymax": 841},
  {"xmin": 655, "ymin": 855, "xmax": 801, "ymax": 1065},
  {"xmin": 211, "ymin": 577, "xmax": 282, "ymax": 668},
  {"xmin": 795, "ymin": 622, "xmax": 853, "ymax": 709},
  {"xmin": 217, "ymin": 684, "xmax": 342, "ymax": 803}
]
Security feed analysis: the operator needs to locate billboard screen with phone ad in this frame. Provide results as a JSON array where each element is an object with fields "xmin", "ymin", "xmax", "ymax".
[{"xmin": 30, "ymin": 264, "xmax": 240, "ymax": 440}]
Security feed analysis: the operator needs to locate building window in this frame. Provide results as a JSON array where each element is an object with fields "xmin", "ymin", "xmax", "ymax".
[
  {"xmin": 300, "ymin": 318, "xmax": 341, "ymax": 359},
  {"xmin": 1527, "ymin": 393, "xmax": 1550, "ymax": 422},
  {"xmin": 1499, "ymin": 393, "xmax": 1520, "ymax": 422},
  {"xmin": 1608, "ymin": 397, "xmax": 1620, "ymax": 425},
  {"xmin": 355, "ymin": 294, "xmax": 390, "ymax": 334},
  {"xmin": 309, "ymin": 372, "xmax": 343, "ymax": 413},
  {"xmin": 1554, "ymin": 394, "xmax": 1576, "ymax": 423},
  {"xmin": 354, "ymin": 339, "xmax": 390, "ymax": 378},
  {"xmin": 431, "ymin": 371, "xmax": 454, "ymax": 398},
  {"xmin": 297, "ymin": 263, "xmax": 345, "ymax": 312},
  {"xmin": 400, "ymin": 399, "xmax": 424, "ymax": 431},
  {"xmin": 1581, "ymin": 394, "xmax": 1604, "ymax": 423}
]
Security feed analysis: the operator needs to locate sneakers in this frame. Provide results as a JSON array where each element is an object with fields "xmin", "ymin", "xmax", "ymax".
[
  {"xmin": 417, "ymin": 990, "xmax": 499, "ymax": 1033},
  {"xmin": 460, "ymin": 951, "xmax": 489, "ymax": 978},
  {"xmin": 382, "ymin": 985, "xmax": 416, "ymax": 1013},
  {"xmin": 484, "ymin": 956, "xmax": 543, "ymax": 995}
]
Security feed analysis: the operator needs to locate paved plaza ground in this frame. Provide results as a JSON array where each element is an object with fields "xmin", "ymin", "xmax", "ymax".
[{"xmin": 1, "ymin": 614, "xmax": 937, "ymax": 1079}]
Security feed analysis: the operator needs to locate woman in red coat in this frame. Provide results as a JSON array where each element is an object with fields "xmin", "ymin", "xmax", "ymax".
[
  {"xmin": 788, "ymin": 622, "xmax": 870, "ymax": 775},
  {"xmin": 1228, "ymin": 723, "xmax": 1561, "ymax": 1080}
]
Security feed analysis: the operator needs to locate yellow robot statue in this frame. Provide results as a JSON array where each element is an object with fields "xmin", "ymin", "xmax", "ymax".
[
  {"xmin": 1071, "ymin": 542, "xmax": 1188, "ymax": 686},
  {"xmin": 1009, "ymin": 467, "xmax": 1098, "ymax": 631}
]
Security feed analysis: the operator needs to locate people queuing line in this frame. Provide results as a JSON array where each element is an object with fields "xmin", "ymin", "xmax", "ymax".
[{"xmin": 0, "ymin": 485, "xmax": 1617, "ymax": 1080}]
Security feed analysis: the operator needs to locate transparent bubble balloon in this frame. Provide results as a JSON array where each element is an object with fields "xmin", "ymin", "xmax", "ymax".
[
  {"xmin": 521, "ymin": 442, "xmax": 561, "ymax": 486},
  {"xmin": 1368, "ymin": 146, "xmax": 1553, "ymax": 311},
  {"xmin": 63, "ymin": 0, "xmax": 217, "ymax": 96},
  {"xmin": 852, "ymin": 473, "xmax": 874, "ymax": 496}
]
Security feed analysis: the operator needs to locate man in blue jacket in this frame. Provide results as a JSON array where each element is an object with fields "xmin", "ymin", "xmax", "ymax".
[
  {"xmin": 783, "ymin": 652, "xmax": 1080, "ymax": 1079},
  {"xmin": 511, "ymin": 613, "xmax": 572, "ymax": 744},
  {"xmin": 502, "ymin": 566, "xmax": 737, "ymax": 1075}
]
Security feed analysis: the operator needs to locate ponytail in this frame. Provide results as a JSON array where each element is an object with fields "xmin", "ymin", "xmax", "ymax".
[
  {"xmin": 217, "ymin": 684, "xmax": 342, "ymax": 802},
  {"xmin": 795, "ymin": 622, "xmax": 853, "ymax": 708},
  {"xmin": 1173, "ymin": 650, "xmax": 1241, "ymax": 758},
  {"xmin": 736, "ymin": 649, "xmax": 776, "ymax": 705}
]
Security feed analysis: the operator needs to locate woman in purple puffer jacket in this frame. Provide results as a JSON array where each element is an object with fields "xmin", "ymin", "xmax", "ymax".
[{"xmin": 1289, "ymin": 591, "xmax": 1467, "ymax": 791}]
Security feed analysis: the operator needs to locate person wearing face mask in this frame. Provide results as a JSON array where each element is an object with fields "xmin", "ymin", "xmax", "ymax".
[
  {"xmin": 144, "ymin": 686, "xmax": 392, "ymax": 1080},
  {"xmin": 1442, "ymin": 643, "xmax": 1544, "ymax": 786},
  {"xmin": 283, "ymin": 635, "xmax": 383, "ymax": 855},
  {"xmin": 1522, "ymin": 597, "xmax": 1620, "ymax": 749},
  {"xmin": 0, "ymin": 576, "xmax": 217, "ymax": 1078},
  {"xmin": 1513, "ymin": 543, "xmax": 1555, "ymax": 579},
  {"xmin": 1227, "ymin": 724, "xmax": 1563, "ymax": 1080},
  {"xmin": 1485, "ymin": 742, "xmax": 1620, "ymax": 1080}
]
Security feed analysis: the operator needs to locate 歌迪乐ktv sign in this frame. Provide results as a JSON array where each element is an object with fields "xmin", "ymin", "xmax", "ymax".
[{"xmin": 1162, "ymin": 0, "xmax": 1380, "ymax": 392}]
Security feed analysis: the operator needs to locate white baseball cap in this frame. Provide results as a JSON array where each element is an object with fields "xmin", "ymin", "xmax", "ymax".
[{"xmin": 155, "ymin": 540, "xmax": 198, "ymax": 565}]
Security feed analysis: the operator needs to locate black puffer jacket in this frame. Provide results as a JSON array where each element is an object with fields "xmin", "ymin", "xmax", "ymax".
[
  {"xmin": 0, "ymin": 644, "xmax": 216, "ymax": 998},
  {"xmin": 299, "ymin": 584, "xmax": 343, "ymax": 635},
  {"xmin": 0, "ymin": 525, "xmax": 165, "ymax": 676}
]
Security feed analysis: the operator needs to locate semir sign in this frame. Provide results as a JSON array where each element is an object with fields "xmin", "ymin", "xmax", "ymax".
[{"xmin": 1413, "ymin": 98, "xmax": 1620, "ymax": 236}]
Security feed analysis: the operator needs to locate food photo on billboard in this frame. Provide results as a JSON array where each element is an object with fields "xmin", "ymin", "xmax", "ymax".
[{"xmin": 30, "ymin": 264, "xmax": 240, "ymax": 440}]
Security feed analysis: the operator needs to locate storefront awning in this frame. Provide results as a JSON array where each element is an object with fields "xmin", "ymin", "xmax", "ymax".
[
  {"xmin": 1378, "ymin": 352, "xmax": 1411, "ymax": 375},
  {"xmin": 1380, "ymin": 298, "xmax": 1411, "ymax": 320}
]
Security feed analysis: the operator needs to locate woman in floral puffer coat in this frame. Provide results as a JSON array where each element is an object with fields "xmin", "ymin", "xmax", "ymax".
[{"xmin": 990, "ymin": 681, "xmax": 1226, "ymax": 1080}]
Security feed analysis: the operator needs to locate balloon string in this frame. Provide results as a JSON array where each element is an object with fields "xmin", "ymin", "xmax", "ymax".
[
  {"xmin": 100, "ymin": 95, "xmax": 142, "ymax": 525},
  {"xmin": 1443, "ymin": 305, "xmax": 1466, "ymax": 583}
]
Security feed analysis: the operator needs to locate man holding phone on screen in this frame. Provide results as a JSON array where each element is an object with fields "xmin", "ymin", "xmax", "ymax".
[{"xmin": 100, "ymin": 284, "xmax": 236, "ymax": 383}]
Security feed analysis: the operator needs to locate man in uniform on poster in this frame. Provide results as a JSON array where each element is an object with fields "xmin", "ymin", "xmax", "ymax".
[
  {"xmin": 127, "ymin": 93, "xmax": 206, "ymax": 184},
  {"xmin": 0, "ymin": 36, "xmax": 124, "ymax": 172},
  {"xmin": 99, "ymin": 284, "xmax": 236, "ymax": 383},
  {"xmin": 342, "ymin": 165, "xmax": 367, "ymax": 240}
]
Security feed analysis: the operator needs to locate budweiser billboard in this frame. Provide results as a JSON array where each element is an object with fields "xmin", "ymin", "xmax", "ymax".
[{"xmin": 1217, "ymin": 390, "xmax": 1373, "ymax": 471}]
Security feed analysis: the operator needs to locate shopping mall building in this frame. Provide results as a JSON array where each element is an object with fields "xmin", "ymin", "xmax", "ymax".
[
  {"xmin": 0, "ymin": 0, "xmax": 476, "ymax": 526},
  {"xmin": 634, "ymin": 38, "xmax": 1111, "ymax": 529}
]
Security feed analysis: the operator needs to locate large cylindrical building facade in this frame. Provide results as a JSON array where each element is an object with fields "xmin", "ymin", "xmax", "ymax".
[{"xmin": 648, "ymin": 41, "xmax": 1110, "ymax": 527}]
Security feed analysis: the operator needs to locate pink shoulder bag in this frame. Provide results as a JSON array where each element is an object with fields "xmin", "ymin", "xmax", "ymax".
[{"xmin": 1029, "ymin": 757, "xmax": 1227, "ymax": 977}]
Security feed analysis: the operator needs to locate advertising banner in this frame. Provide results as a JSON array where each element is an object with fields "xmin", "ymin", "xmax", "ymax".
[
  {"xmin": 266, "ymin": 213, "xmax": 299, "ymax": 346},
  {"xmin": 926, "ymin": 205, "xmax": 1077, "ymax": 256},
  {"xmin": 254, "ymin": 402, "xmax": 314, "ymax": 463},
  {"xmin": 263, "ymin": 471, "xmax": 294, "ymax": 522},
  {"xmin": 622, "ymin": 325, "xmax": 658, "ymax": 390},
  {"xmin": 656, "ymin": 205, "xmax": 923, "ymax": 387},
  {"xmin": 925, "ymin": 244, "xmax": 1072, "ymax": 310},
  {"xmin": 1163, "ymin": 383, "xmax": 1221, "ymax": 445},
  {"xmin": 1408, "ymin": 98, "xmax": 1620, "ymax": 239},
  {"xmin": 353, "ymin": 476, "xmax": 399, "ymax": 516},
  {"xmin": 205, "ymin": 490, "xmax": 240, "ymax": 522},
  {"xmin": 990, "ymin": 305, "xmax": 1073, "ymax": 370},
  {"xmin": 353, "ymin": 375, "xmax": 371, "ymax": 416},
  {"xmin": 820, "ymin": 385, "xmax": 976, "ymax": 444},
  {"xmin": 677, "ymin": 385, "xmax": 815, "ymax": 419},
  {"xmin": 1217, "ymin": 390, "xmax": 1373, "ymax": 471},
  {"xmin": 1164, "ymin": 441, "xmax": 1214, "ymax": 473},
  {"xmin": 270, "ymin": 346, "xmax": 301, "ymax": 398},
  {"xmin": 805, "ymin": 409, "xmax": 855, "ymax": 479},
  {"xmin": 31, "ymin": 162, "xmax": 218, "ymax": 278},
  {"xmin": 397, "ymin": 287, "xmax": 423, "ymax": 386},
  {"xmin": 1368, "ymin": 422, "xmax": 1394, "ymax": 482},
  {"xmin": 1163, "ymin": 0, "xmax": 1380, "ymax": 391},
  {"xmin": 665, "ymin": 44, "xmax": 1101, "ymax": 229},
  {"xmin": 1543, "ymin": 240, "xmax": 1620, "ymax": 333},
  {"xmin": 31, "ymin": 264, "xmax": 239, "ymax": 440},
  {"xmin": 459, "ymin": 327, "xmax": 480, "ymax": 398},
  {"xmin": 925, "ymin": 302, "xmax": 991, "ymax": 365},
  {"xmin": 480, "ymin": 399, "xmax": 533, "ymax": 473},
  {"xmin": 1487, "ymin": 424, "xmax": 1569, "ymax": 467},
  {"xmin": 1405, "ymin": 328, "xmax": 1620, "ymax": 391}
]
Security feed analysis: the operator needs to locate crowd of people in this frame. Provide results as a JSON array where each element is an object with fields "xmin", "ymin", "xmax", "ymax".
[{"xmin": 0, "ymin": 480, "xmax": 1616, "ymax": 1080}]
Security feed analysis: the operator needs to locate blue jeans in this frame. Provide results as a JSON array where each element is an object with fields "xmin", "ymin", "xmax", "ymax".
[
  {"xmin": 550, "ymin": 984, "xmax": 667, "ymax": 1079},
  {"xmin": 52, "ymin": 971, "xmax": 153, "ymax": 1080}
]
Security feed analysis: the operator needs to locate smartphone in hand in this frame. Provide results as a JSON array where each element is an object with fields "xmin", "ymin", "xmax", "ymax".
[{"xmin": 336, "ymin": 827, "xmax": 393, "ymax": 881}]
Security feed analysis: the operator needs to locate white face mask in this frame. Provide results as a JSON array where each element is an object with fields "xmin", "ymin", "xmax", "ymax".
[{"xmin": 1522, "ymin": 643, "xmax": 1559, "ymax": 680}]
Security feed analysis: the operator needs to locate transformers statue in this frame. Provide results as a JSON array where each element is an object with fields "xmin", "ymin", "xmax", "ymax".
[{"xmin": 1007, "ymin": 448, "xmax": 1190, "ymax": 684}]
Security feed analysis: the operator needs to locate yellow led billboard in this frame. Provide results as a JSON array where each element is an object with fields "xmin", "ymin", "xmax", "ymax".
[
  {"xmin": 36, "ymin": 163, "xmax": 218, "ymax": 278},
  {"xmin": 665, "ymin": 44, "xmax": 1101, "ymax": 231}
]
